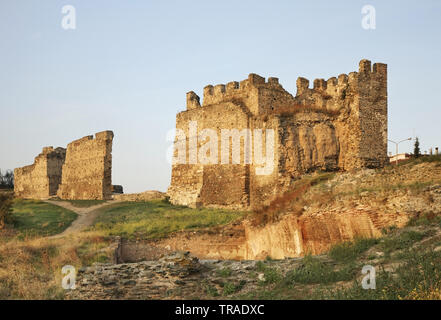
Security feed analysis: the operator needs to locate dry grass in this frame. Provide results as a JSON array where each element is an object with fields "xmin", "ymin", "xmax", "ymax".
[
  {"xmin": 0, "ymin": 231, "xmax": 113, "ymax": 299},
  {"xmin": 404, "ymin": 285, "xmax": 441, "ymax": 300}
]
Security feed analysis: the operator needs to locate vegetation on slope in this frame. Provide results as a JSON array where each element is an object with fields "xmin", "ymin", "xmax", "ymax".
[
  {"xmin": 0, "ymin": 232, "xmax": 113, "ymax": 299},
  {"xmin": 91, "ymin": 199, "xmax": 246, "ymax": 239},
  {"xmin": 252, "ymin": 155, "xmax": 441, "ymax": 228},
  {"xmin": 231, "ymin": 215, "xmax": 441, "ymax": 300}
]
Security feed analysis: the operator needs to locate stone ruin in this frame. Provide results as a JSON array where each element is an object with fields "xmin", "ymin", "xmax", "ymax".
[
  {"xmin": 57, "ymin": 131, "xmax": 114, "ymax": 200},
  {"xmin": 14, "ymin": 130, "xmax": 115, "ymax": 200},
  {"xmin": 167, "ymin": 59, "xmax": 388, "ymax": 209},
  {"xmin": 14, "ymin": 147, "xmax": 66, "ymax": 199}
]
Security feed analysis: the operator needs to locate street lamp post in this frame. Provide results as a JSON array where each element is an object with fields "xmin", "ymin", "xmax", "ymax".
[{"xmin": 388, "ymin": 138, "xmax": 412, "ymax": 165}]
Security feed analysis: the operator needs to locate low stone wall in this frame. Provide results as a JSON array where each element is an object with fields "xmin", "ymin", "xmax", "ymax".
[
  {"xmin": 68, "ymin": 252, "xmax": 204, "ymax": 300},
  {"xmin": 112, "ymin": 191, "xmax": 166, "ymax": 202}
]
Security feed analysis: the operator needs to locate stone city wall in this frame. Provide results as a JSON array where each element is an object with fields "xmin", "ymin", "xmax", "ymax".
[
  {"xmin": 15, "ymin": 131, "xmax": 115, "ymax": 200},
  {"xmin": 57, "ymin": 131, "xmax": 114, "ymax": 200}
]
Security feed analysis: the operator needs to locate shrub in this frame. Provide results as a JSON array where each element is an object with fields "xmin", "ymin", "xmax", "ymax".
[
  {"xmin": 0, "ymin": 169, "xmax": 14, "ymax": 189},
  {"xmin": 263, "ymin": 267, "xmax": 282, "ymax": 284},
  {"xmin": 222, "ymin": 280, "xmax": 246, "ymax": 296},
  {"xmin": 0, "ymin": 193, "xmax": 14, "ymax": 229},
  {"xmin": 217, "ymin": 267, "xmax": 232, "ymax": 278}
]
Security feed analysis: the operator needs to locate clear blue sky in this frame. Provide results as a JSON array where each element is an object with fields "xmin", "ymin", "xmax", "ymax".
[{"xmin": 1, "ymin": 0, "xmax": 440, "ymax": 193}]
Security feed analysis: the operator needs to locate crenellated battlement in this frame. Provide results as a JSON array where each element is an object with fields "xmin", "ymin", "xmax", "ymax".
[
  {"xmin": 186, "ymin": 73, "xmax": 289, "ymax": 114},
  {"xmin": 185, "ymin": 59, "xmax": 386, "ymax": 117},
  {"xmin": 295, "ymin": 59, "xmax": 387, "ymax": 99}
]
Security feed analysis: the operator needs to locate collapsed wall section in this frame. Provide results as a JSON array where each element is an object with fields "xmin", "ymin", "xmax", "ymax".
[
  {"xmin": 57, "ymin": 131, "xmax": 114, "ymax": 200},
  {"xmin": 14, "ymin": 147, "xmax": 66, "ymax": 199}
]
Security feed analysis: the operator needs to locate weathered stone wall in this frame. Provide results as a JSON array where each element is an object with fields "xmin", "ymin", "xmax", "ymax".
[
  {"xmin": 14, "ymin": 147, "xmax": 66, "ymax": 199},
  {"xmin": 14, "ymin": 131, "xmax": 115, "ymax": 200},
  {"xmin": 112, "ymin": 190, "xmax": 166, "ymax": 202},
  {"xmin": 57, "ymin": 131, "xmax": 114, "ymax": 200},
  {"xmin": 168, "ymin": 59, "xmax": 388, "ymax": 209}
]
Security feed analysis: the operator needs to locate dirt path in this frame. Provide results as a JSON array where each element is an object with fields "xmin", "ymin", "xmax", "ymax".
[{"xmin": 45, "ymin": 200, "xmax": 120, "ymax": 238}]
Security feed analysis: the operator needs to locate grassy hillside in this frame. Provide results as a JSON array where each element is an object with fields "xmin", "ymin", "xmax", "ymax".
[{"xmin": 91, "ymin": 199, "xmax": 246, "ymax": 239}]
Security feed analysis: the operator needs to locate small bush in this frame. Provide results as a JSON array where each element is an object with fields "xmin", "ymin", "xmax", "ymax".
[
  {"xmin": 0, "ymin": 193, "xmax": 14, "ymax": 229},
  {"xmin": 204, "ymin": 284, "xmax": 219, "ymax": 297},
  {"xmin": 217, "ymin": 267, "xmax": 232, "ymax": 278},
  {"xmin": 222, "ymin": 280, "xmax": 246, "ymax": 296},
  {"xmin": 0, "ymin": 169, "xmax": 14, "ymax": 189},
  {"xmin": 263, "ymin": 267, "xmax": 282, "ymax": 284}
]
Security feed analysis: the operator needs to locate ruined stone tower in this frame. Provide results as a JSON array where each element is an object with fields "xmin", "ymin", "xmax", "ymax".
[
  {"xmin": 57, "ymin": 131, "xmax": 114, "ymax": 200},
  {"xmin": 15, "ymin": 130, "xmax": 115, "ymax": 200},
  {"xmin": 14, "ymin": 147, "xmax": 66, "ymax": 199},
  {"xmin": 167, "ymin": 59, "xmax": 388, "ymax": 209}
]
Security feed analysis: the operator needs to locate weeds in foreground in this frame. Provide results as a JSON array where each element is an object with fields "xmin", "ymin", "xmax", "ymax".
[
  {"xmin": 315, "ymin": 249, "xmax": 441, "ymax": 300},
  {"xmin": 0, "ymin": 232, "xmax": 113, "ymax": 299}
]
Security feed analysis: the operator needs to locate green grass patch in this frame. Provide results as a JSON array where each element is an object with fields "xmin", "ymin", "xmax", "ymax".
[
  {"xmin": 222, "ymin": 280, "xmax": 246, "ymax": 296},
  {"xmin": 91, "ymin": 199, "xmax": 245, "ymax": 239},
  {"xmin": 11, "ymin": 199, "xmax": 77, "ymax": 239},
  {"xmin": 329, "ymin": 238, "xmax": 379, "ymax": 262},
  {"xmin": 217, "ymin": 267, "xmax": 232, "ymax": 278},
  {"xmin": 204, "ymin": 283, "xmax": 220, "ymax": 297}
]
